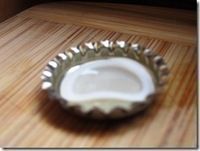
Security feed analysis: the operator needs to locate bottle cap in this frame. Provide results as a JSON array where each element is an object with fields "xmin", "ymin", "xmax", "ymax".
[{"xmin": 41, "ymin": 40, "xmax": 169, "ymax": 119}]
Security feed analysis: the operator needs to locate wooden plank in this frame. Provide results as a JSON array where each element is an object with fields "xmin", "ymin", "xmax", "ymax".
[
  {"xmin": 19, "ymin": 2, "xmax": 197, "ymax": 45},
  {"xmin": 0, "ymin": 2, "xmax": 197, "ymax": 148}
]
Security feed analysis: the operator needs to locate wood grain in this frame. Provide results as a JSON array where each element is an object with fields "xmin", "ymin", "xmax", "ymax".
[{"xmin": 0, "ymin": 2, "xmax": 197, "ymax": 148}]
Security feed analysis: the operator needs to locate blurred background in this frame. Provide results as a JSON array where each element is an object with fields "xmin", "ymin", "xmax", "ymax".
[{"xmin": 0, "ymin": 0, "xmax": 197, "ymax": 23}]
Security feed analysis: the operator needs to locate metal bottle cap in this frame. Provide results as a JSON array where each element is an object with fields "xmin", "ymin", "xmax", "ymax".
[{"xmin": 41, "ymin": 40, "xmax": 169, "ymax": 119}]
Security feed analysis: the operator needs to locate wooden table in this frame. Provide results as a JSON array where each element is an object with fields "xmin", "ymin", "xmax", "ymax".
[{"xmin": 0, "ymin": 2, "xmax": 197, "ymax": 148}]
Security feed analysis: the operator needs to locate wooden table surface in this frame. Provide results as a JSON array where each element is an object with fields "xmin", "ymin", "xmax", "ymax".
[{"xmin": 0, "ymin": 2, "xmax": 197, "ymax": 148}]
